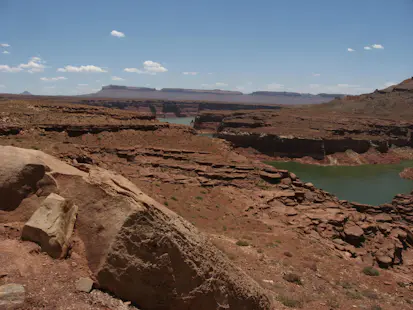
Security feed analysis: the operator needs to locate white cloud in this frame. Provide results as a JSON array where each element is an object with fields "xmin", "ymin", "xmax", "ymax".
[
  {"xmin": 0, "ymin": 65, "xmax": 22, "ymax": 73},
  {"xmin": 235, "ymin": 86, "xmax": 245, "ymax": 91},
  {"xmin": 143, "ymin": 61, "xmax": 167, "ymax": 73},
  {"xmin": 2, "ymin": 51, "xmax": 10, "ymax": 54},
  {"xmin": 372, "ymin": 44, "xmax": 384, "ymax": 49},
  {"xmin": 207, "ymin": 72, "xmax": 213, "ymax": 75},
  {"xmin": 40, "ymin": 76, "xmax": 67, "ymax": 81},
  {"xmin": 0, "ymin": 43, "xmax": 10, "ymax": 48},
  {"xmin": 111, "ymin": 76, "xmax": 125, "ymax": 81},
  {"xmin": 267, "ymin": 83, "xmax": 285, "ymax": 90},
  {"xmin": 182, "ymin": 72, "xmax": 198, "ymax": 75},
  {"xmin": 312, "ymin": 73, "xmax": 321, "ymax": 77},
  {"xmin": 347, "ymin": 48, "xmax": 355, "ymax": 52},
  {"xmin": 57, "ymin": 65, "xmax": 107, "ymax": 73},
  {"xmin": 215, "ymin": 82, "xmax": 228, "ymax": 87},
  {"xmin": 44, "ymin": 86, "xmax": 56, "ymax": 89},
  {"xmin": 384, "ymin": 82, "xmax": 396, "ymax": 88},
  {"xmin": 0, "ymin": 84, "xmax": 5, "ymax": 88},
  {"xmin": 110, "ymin": 30, "xmax": 125, "ymax": 38},
  {"xmin": 77, "ymin": 84, "xmax": 88, "ymax": 86},
  {"xmin": 364, "ymin": 46, "xmax": 372, "ymax": 50},
  {"xmin": 124, "ymin": 60, "xmax": 168, "ymax": 75},
  {"xmin": 124, "ymin": 68, "xmax": 142, "ymax": 73},
  {"xmin": 17, "ymin": 56, "xmax": 46, "ymax": 73},
  {"xmin": 309, "ymin": 84, "xmax": 320, "ymax": 88}
]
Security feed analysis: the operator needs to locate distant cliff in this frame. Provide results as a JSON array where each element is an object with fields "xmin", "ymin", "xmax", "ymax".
[{"xmin": 86, "ymin": 85, "xmax": 344, "ymax": 105}]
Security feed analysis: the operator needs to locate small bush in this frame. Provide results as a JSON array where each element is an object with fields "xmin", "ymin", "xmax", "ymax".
[
  {"xmin": 283, "ymin": 273, "xmax": 303, "ymax": 285},
  {"xmin": 345, "ymin": 290, "xmax": 363, "ymax": 300},
  {"xmin": 201, "ymin": 190, "xmax": 207, "ymax": 194},
  {"xmin": 216, "ymin": 204, "xmax": 220, "ymax": 209},
  {"xmin": 164, "ymin": 201, "xmax": 169, "ymax": 206},
  {"xmin": 284, "ymin": 251, "xmax": 293, "ymax": 257},
  {"xmin": 362, "ymin": 290, "xmax": 379, "ymax": 300},
  {"xmin": 371, "ymin": 305, "xmax": 383, "ymax": 310},
  {"xmin": 31, "ymin": 146, "xmax": 39, "ymax": 150},
  {"xmin": 223, "ymin": 225, "xmax": 227, "ymax": 231},
  {"xmin": 236, "ymin": 240, "xmax": 249, "ymax": 247},
  {"xmin": 339, "ymin": 281, "xmax": 353, "ymax": 289},
  {"xmin": 195, "ymin": 196, "xmax": 203, "ymax": 201},
  {"xmin": 277, "ymin": 294, "xmax": 303, "ymax": 308},
  {"xmin": 363, "ymin": 266, "xmax": 380, "ymax": 277},
  {"xmin": 327, "ymin": 297, "xmax": 340, "ymax": 309},
  {"xmin": 171, "ymin": 196, "xmax": 178, "ymax": 201}
]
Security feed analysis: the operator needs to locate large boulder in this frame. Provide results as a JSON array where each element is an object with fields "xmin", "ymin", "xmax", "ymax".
[
  {"xmin": 0, "ymin": 146, "xmax": 271, "ymax": 310},
  {"xmin": 22, "ymin": 193, "xmax": 78, "ymax": 259}
]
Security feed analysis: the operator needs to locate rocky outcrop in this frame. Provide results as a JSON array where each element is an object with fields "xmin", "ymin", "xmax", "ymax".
[
  {"xmin": 22, "ymin": 193, "xmax": 78, "ymax": 259},
  {"xmin": 1, "ymin": 146, "xmax": 272, "ymax": 310}
]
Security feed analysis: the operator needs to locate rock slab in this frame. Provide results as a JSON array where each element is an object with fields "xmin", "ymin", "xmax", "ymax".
[
  {"xmin": 22, "ymin": 193, "xmax": 78, "ymax": 259},
  {"xmin": 0, "ymin": 284, "xmax": 25, "ymax": 309},
  {"xmin": 75, "ymin": 277, "xmax": 94, "ymax": 293}
]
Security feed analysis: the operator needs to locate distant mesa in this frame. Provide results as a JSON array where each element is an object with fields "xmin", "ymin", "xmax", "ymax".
[
  {"xmin": 20, "ymin": 91, "xmax": 33, "ymax": 95},
  {"xmin": 86, "ymin": 85, "xmax": 346, "ymax": 105}
]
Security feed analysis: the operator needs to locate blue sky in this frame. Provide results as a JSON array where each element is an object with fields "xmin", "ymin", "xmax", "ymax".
[{"xmin": 0, "ymin": 0, "xmax": 412, "ymax": 95}]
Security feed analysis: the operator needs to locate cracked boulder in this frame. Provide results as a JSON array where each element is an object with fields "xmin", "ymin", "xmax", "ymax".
[{"xmin": 1, "ymin": 146, "xmax": 271, "ymax": 310}]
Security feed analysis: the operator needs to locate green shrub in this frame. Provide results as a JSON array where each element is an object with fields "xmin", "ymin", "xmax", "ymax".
[
  {"xmin": 236, "ymin": 240, "xmax": 249, "ymax": 247},
  {"xmin": 171, "ymin": 196, "xmax": 178, "ymax": 201},
  {"xmin": 195, "ymin": 196, "xmax": 203, "ymax": 201},
  {"xmin": 283, "ymin": 273, "xmax": 303, "ymax": 285},
  {"xmin": 277, "ymin": 294, "xmax": 303, "ymax": 308},
  {"xmin": 363, "ymin": 266, "xmax": 380, "ymax": 277}
]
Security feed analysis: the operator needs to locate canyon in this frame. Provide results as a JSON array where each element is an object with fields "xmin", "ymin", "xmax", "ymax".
[
  {"xmin": 0, "ymin": 79, "xmax": 413, "ymax": 309},
  {"xmin": 195, "ymin": 77, "xmax": 413, "ymax": 165}
]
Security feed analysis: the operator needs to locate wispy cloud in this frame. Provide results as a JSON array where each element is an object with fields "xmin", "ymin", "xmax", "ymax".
[
  {"xmin": 77, "ymin": 84, "xmax": 88, "ymax": 86},
  {"xmin": 347, "ymin": 48, "xmax": 355, "ymax": 52},
  {"xmin": 111, "ymin": 30, "xmax": 125, "ymax": 38},
  {"xmin": 40, "ymin": 76, "xmax": 67, "ymax": 81},
  {"xmin": 111, "ymin": 76, "xmax": 125, "ymax": 81},
  {"xmin": 215, "ymin": 82, "xmax": 228, "ymax": 87},
  {"xmin": 0, "ymin": 56, "xmax": 46, "ymax": 73},
  {"xmin": 0, "ymin": 84, "xmax": 5, "ymax": 88},
  {"xmin": 2, "ymin": 51, "xmax": 10, "ymax": 54},
  {"xmin": 124, "ymin": 60, "xmax": 167, "ymax": 75},
  {"xmin": 57, "ymin": 65, "xmax": 107, "ymax": 73},
  {"xmin": 267, "ymin": 83, "xmax": 285, "ymax": 90},
  {"xmin": 182, "ymin": 72, "xmax": 198, "ymax": 75},
  {"xmin": 364, "ymin": 46, "xmax": 372, "ymax": 50},
  {"xmin": 0, "ymin": 65, "xmax": 22, "ymax": 73},
  {"xmin": 372, "ymin": 44, "xmax": 384, "ymax": 49},
  {"xmin": 0, "ymin": 43, "xmax": 10, "ymax": 48},
  {"xmin": 312, "ymin": 73, "xmax": 321, "ymax": 77}
]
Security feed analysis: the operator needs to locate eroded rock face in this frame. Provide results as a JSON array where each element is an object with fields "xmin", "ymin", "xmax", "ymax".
[
  {"xmin": 1, "ymin": 146, "xmax": 272, "ymax": 310},
  {"xmin": 22, "ymin": 193, "xmax": 78, "ymax": 259}
]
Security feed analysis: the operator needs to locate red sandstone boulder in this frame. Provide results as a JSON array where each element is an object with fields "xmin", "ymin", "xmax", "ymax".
[{"xmin": 0, "ymin": 146, "xmax": 272, "ymax": 310}]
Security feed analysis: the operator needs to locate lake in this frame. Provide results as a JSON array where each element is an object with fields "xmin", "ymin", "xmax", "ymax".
[
  {"xmin": 158, "ymin": 117, "xmax": 195, "ymax": 126},
  {"xmin": 267, "ymin": 161, "xmax": 413, "ymax": 205}
]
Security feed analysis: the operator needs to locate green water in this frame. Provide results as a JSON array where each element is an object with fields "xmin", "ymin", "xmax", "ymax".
[
  {"xmin": 268, "ymin": 161, "xmax": 413, "ymax": 205},
  {"xmin": 158, "ymin": 117, "xmax": 195, "ymax": 126}
]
